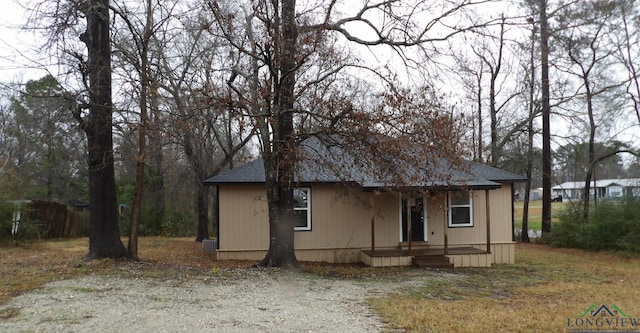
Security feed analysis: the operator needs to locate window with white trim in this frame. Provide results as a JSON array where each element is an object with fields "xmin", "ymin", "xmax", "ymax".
[
  {"xmin": 294, "ymin": 187, "xmax": 311, "ymax": 231},
  {"xmin": 448, "ymin": 191, "xmax": 473, "ymax": 227}
]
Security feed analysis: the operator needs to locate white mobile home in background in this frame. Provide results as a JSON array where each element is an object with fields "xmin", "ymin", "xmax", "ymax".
[{"xmin": 552, "ymin": 179, "xmax": 640, "ymax": 202}]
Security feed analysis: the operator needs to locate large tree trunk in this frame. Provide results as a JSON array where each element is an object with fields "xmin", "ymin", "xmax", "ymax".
[
  {"xmin": 539, "ymin": 0, "xmax": 552, "ymax": 236},
  {"xmin": 81, "ymin": 0, "xmax": 128, "ymax": 259},
  {"xmin": 261, "ymin": 151, "xmax": 298, "ymax": 268},
  {"xmin": 259, "ymin": 0, "xmax": 299, "ymax": 269}
]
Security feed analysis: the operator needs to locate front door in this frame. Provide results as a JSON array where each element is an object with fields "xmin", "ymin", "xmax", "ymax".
[{"xmin": 401, "ymin": 196, "xmax": 426, "ymax": 242}]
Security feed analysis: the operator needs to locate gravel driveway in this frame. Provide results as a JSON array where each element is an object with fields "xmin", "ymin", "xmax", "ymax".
[{"xmin": 0, "ymin": 268, "xmax": 430, "ymax": 332}]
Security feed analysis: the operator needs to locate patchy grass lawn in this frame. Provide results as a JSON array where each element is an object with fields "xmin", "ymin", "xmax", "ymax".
[
  {"xmin": 369, "ymin": 243, "xmax": 640, "ymax": 332},
  {"xmin": 2, "ymin": 238, "xmax": 639, "ymax": 332},
  {"xmin": 0, "ymin": 237, "xmax": 250, "ymax": 306},
  {"xmin": 514, "ymin": 200, "xmax": 568, "ymax": 231}
]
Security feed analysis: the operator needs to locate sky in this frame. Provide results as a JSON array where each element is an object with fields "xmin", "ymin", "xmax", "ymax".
[
  {"xmin": 0, "ymin": 1, "xmax": 52, "ymax": 83},
  {"xmin": 0, "ymin": 0, "xmax": 638, "ymax": 166}
]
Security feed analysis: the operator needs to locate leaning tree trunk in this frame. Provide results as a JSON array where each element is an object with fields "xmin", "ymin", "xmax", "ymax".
[
  {"xmin": 80, "ymin": 0, "xmax": 128, "ymax": 259},
  {"xmin": 259, "ymin": 0, "xmax": 300, "ymax": 269},
  {"xmin": 581, "ymin": 75, "xmax": 596, "ymax": 220}
]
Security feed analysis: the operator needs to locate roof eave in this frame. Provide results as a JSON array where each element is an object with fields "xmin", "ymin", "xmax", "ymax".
[{"xmin": 362, "ymin": 184, "xmax": 503, "ymax": 191}]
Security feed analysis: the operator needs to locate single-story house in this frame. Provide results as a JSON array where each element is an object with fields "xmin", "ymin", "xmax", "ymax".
[
  {"xmin": 204, "ymin": 137, "xmax": 526, "ymax": 267},
  {"xmin": 552, "ymin": 179, "xmax": 640, "ymax": 202}
]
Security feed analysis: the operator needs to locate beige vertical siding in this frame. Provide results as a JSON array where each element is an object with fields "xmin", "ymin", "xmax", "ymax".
[
  {"xmin": 216, "ymin": 248, "xmax": 362, "ymax": 263},
  {"xmin": 445, "ymin": 243, "xmax": 515, "ymax": 267},
  {"xmin": 216, "ymin": 250, "xmax": 266, "ymax": 261},
  {"xmin": 372, "ymin": 192, "xmax": 401, "ymax": 247},
  {"xmin": 361, "ymin": 252, "xmax": 413, "ymax": 267},
  {"xmin": 494, "ymin": 243, "xmax": 516, "ymax": 264},
  {"xmin": 477, "ymin": 243, "xmax": 516, "ymax": 264},
  {"xmin": 425, "ymin": 192, "xmax": 446, "ymax": 245},
  {"xmin": 218, "ymin": 184, "xmax": 400, "ymax": 252},
  {"xmin": 295, "ymin": 185, "xmax": 399, "ymax": 249},
  {"xmin": 448, "ymin": 253, "xmax": 492, "ymax": 267},
  {"xmin": 218, "ymin": 185, "xmax": 269, "ymax": 251},
  {"xmin": 488, "ymin": 184, "xmax": 515, "ymax": 243},
  {"xmin": 425, "ymin": 184, "xmax": 514, "ymax": 246},
  {"xmin": 217, "ymin": 182, "xmax": 516, "ymax": 266}
]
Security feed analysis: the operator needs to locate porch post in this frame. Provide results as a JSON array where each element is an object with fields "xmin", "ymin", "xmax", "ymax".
[
  {"xmin": 370, "ymin": 192, "xmax": 375, "ymax": 252},
  {"xmin": 407, "ymin": 195, "xmax": 412, "ymax": 256},
  {"xmin": 486, "ymin": 189, "xmax": 491, "ymax": 254},
  {"xmin": 444, "ymin": 192, "xmax": 448, "ymax": 255}
]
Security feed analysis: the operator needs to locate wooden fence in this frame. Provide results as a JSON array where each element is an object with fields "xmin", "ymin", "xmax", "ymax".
[{"xmin": 28, "ymin": 200, "xmax": 89, "ymax": 238}]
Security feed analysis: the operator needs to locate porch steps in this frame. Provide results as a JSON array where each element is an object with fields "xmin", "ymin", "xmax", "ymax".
[{"xmin": 413, "ymin": 255, "xmax": 454, "ymax": 268}]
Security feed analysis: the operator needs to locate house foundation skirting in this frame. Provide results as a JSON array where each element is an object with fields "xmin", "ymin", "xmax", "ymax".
[
  {"xmin": 478, "ymin": 242, "xmax": 516, "ymax": 264},
  {"xmin": 361, "ymin": 242, "xmax": 515, "ymax": 268},
  {"xmin": 215, "ymin": 247, "xmax": 366, "ymax": 263},
  {"xmin": 214, "ymin": 242, "xmax": 515, "ymax": 267},
  {"xmin": 360, "ymin": 252, "xmax": 413, "ymax": 267}
]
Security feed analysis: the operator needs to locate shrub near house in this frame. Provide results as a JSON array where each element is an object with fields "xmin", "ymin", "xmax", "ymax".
[{"xmin": 551, "ymin": 197, "xmax": 640, "ymax": 253}]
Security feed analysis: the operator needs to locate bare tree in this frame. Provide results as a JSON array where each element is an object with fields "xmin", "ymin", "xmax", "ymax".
[
  {"xmin": 478, "ymin": 16, "xmax": 506, "ymax": 167},
  {"xmin": 110, "ymin": 0, "xmax": 171, "ymax": 259},
  {"xmin": 153, "ymin": 8, "xmax": 254, "ymax": 242},
  {"xmin": 554, "ymin": 0, "xmax": 630, "ymax": 218},
  {"xmin": 210, "ymin": 0, "xmax": 502, "ymax": 268},
  {"xmin": 450, "ymin": 50, "xmax": 485, "ymax": 162}
]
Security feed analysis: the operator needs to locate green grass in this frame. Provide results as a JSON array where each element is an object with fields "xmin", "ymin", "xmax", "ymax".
[{"xmin": 514, "ymin": 200, "xmax": 567, "ymax": 231}]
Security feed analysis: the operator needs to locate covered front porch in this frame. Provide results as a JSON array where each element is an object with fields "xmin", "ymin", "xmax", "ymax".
[
  {"xmin": 360, "ymin": 246, "xmax": 492, "ymax": 268},
  {"xmin": 363, "ymin": 187, "xmax": 498, "ymax": 268}
]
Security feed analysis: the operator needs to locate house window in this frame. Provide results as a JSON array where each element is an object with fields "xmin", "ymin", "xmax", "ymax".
[
  {"xmin": 609, "ymin": 186, "xmax": 622, "ymax": 197},
  {"xmin": 448, "ymin": 191, "xmax": 473, "ymax": 227},
  {"xmin": 294, "ymin": 187, "xmax": 311, "ymax": 231}
]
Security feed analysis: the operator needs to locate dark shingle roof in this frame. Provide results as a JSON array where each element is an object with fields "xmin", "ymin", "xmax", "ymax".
[
  {"xmin": 204, "ymin": 137, "xmax": 526, "ymax": 188},
  {"xmin": 471, "ymin": 164, "xmax": 528, "ymax": 182},
  {"xmin": 205, "ymin": 159, "xmax": 266, "ymax": 184}
]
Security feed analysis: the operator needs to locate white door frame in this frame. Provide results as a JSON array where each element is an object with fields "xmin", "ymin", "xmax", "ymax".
[{"xmin": 398, "ymin": 194, "xmax": 428, "ymax": 242}]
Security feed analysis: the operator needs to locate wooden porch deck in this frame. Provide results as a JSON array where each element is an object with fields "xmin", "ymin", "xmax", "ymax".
[
  {"xmin": 361, "ymin": 246, "xmax": 487, "ymax": 258},
  {"xmin": 360, "ymin": 246, "xmax": 492, "ymax": 268}
]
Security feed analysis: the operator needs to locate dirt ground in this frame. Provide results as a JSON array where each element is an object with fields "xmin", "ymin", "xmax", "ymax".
[{"xmin": 0, "ymin": 264, "xmax": 436, "ymax": 332}]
